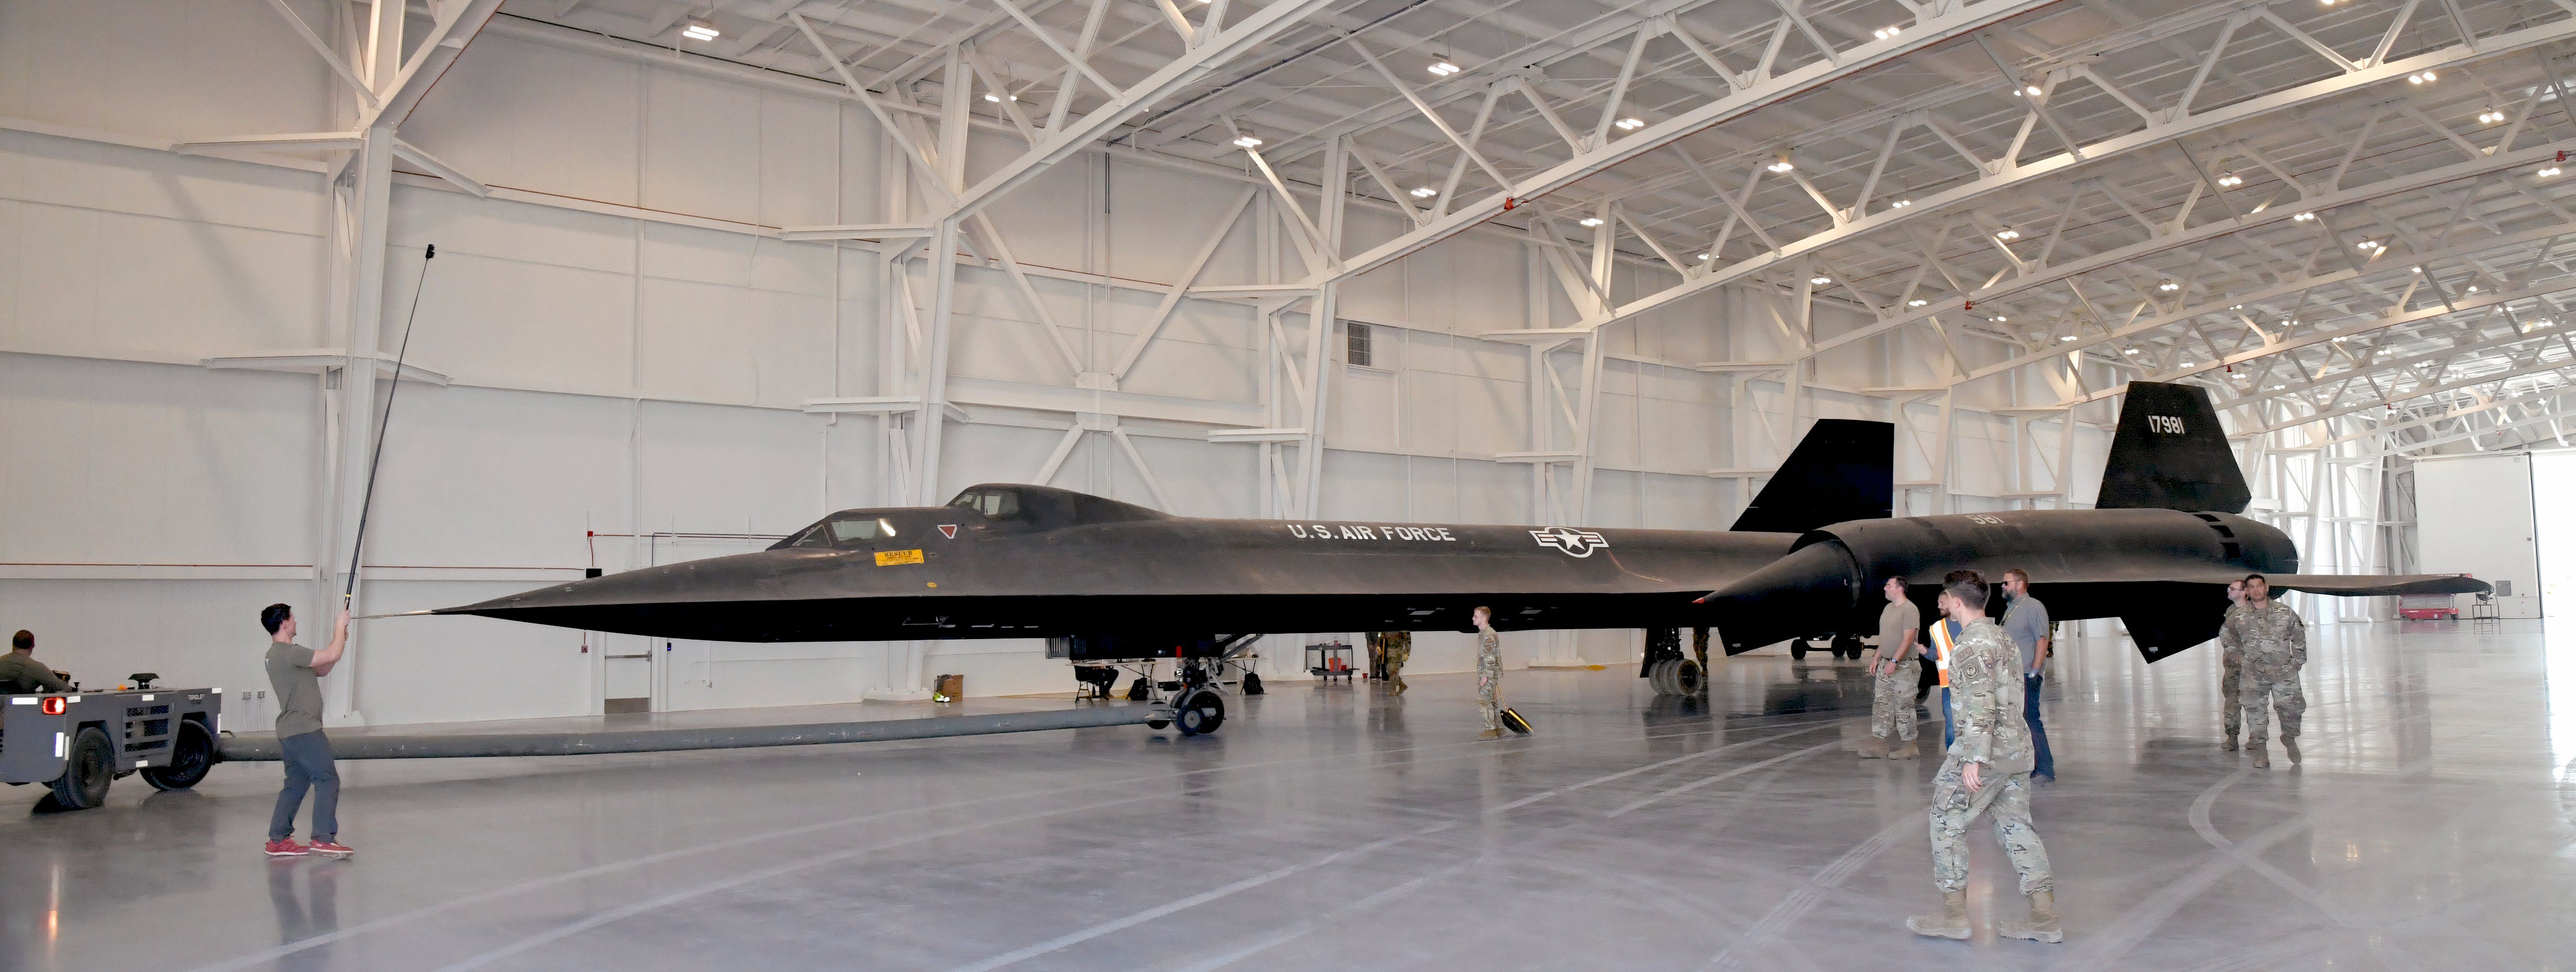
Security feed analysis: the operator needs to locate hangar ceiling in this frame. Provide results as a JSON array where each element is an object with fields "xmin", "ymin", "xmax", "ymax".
[{"xmin": 499, "ymin": 0, "xmax": 2576, "ymax": 469}]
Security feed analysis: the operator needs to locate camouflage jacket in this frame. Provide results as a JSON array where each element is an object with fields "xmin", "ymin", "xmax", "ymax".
[
  {"xmin": 1945, "ymin": 618, "xmax": 2034, "ymax": 774},
  {"xmin": 2219, "ymin": 600, "xmax": 2305, "ymax": 669}
]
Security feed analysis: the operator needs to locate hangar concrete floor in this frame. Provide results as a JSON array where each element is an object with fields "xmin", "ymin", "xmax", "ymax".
[{"xmin": 6, "ymin": 621, "xmax": 2573, "ymax": 972}]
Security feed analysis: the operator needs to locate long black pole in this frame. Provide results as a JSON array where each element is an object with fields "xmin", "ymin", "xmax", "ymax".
[{"xmin": 344, "ymin": 244, "xmax": 436, "ymax": 602}]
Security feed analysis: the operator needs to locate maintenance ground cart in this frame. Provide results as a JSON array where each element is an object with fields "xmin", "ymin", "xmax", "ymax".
[{"xmin": 2, "ymin": 679, "xmax": 222, "ymax": 809}]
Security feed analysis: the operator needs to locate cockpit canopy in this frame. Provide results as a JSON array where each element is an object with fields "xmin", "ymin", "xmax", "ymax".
[
  {"xmin": 770, "ymin": 484, "xmax": 1168, "ymax": 550},
  {"xmin": 946, "ymin": 484, "xmax": 1169, "ymax": 529}
]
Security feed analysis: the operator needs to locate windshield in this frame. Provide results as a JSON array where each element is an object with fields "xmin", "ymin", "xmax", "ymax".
[
  {"xmin": 948, "ymin": 487, "xmax": 1021, "ymax": 519},
  {"xmin": 830, "ymin": 517, "xmax": 896, "ymax": 545}
]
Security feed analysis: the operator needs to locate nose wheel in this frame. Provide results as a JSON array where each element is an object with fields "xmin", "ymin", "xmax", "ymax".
[{"xmin": 1173, "ymin": 688, "xmax": 1226, "ymax": 736}]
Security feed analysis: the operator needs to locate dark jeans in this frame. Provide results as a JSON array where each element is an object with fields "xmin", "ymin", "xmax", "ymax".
[
  {"xmin": 269, "ymin": 730, "xmax": 339, "ymax": 842},
  {"xmin": 2025, "ymin": 673, "xmax": 2055, "ymax": 779},
  {"xmin": 1940, "ymin": 687, "xmax": 1953, "ymax": 750}
]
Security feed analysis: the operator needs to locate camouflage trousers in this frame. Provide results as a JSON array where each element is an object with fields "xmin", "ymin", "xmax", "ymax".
[
  {"xmin": 1930, "ymin": 758, "xmax": 2052, "ymax": 894},
  {"xmin": 1385, "ymin": 648, "xmax": 1409, "ymax": 692},
  {"xmin": 1869, "ymin": 658, "xmax": 1921, "ymax": 741},
  {"xmin": 2239, "ymin": 664, "xmax": 2305, "ymax": 746},
  {"xmin": 2221, "ymin": 646, "xmax": 2245, "ymax": 736},
  {"xmin": 1477, "ymin": 651, "xmax": 1501, "ymax": 730}
]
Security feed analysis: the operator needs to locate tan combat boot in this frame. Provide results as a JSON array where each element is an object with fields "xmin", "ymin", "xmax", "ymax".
[
  {"xmin": 2283, "ymin": 737, "xmax": 2301, "ymax": 764},
  {"xmin": 1858, "ymin": 736, "xmax": 1888, "ymax": 759},
  {"xmin": 2250, "ymin": 744, "xmax": 2270, "ymax": 769},
  {"xmin": 1997, "ymin": 889, "xmax": 2063, "ymax": 944},
  {"xmin": 1907, "ymin": 889, "xmax": 1972, "ymax": 939},
  {"xmin": 2221, "ymin": 733, "xmax": 2238, "ymax": 751},
  {"xmin": 1478, "ymin": 729, "xmax": 1503, "ymax": 741},
  {"xmin": 1890, "ymin": 738, "xmax": 1921, "ymax": 759}
]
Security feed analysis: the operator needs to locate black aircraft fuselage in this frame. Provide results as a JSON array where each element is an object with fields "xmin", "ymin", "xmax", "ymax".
[
  {"xmin": 448, "ymin": 487, "xmax": 1803, "ymax": 643},
  {"xmin": 440, "ymin": 383, "xmax": 2485, "ymax": 661}
]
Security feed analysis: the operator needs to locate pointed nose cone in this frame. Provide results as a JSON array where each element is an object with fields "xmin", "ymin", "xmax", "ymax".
[
  {"xmin": 433, "ymin": 558, "xmax": 755, "ymax": 636},
  {"xmin": 1701, "ymin": 541, "xmax": 1863, "ymax": 653}
]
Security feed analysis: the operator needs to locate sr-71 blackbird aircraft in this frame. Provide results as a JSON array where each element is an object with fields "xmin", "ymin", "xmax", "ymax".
[{"xmin": 441, "ymin": 381, "xmax": 2484, "ymax": 664}]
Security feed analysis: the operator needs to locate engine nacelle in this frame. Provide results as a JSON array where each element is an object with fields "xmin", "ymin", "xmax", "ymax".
[{"xmin": 1705, "ymin": 508, "xmax": 2295, "ymax": 653}]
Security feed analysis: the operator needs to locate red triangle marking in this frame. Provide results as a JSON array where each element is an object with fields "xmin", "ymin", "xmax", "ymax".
[{"xmin": 938, "ymin": 524, "xmax": 958, "ymax": 539}]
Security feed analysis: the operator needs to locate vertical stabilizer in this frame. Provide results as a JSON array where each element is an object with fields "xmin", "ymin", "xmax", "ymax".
[
  {"xmin": 1731, "ymin": 419, "xmax": 1894, "ymax": 533},
  {"xmin": 2096, "ymin": 381, "xmax": 2252, "ymax": 514}
]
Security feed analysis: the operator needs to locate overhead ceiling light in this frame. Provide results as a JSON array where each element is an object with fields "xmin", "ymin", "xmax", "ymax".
[
  {"xmin": 1890, "ymin": 198, "xmax": 1912, "ymax": 208},
  {"xmin": 2466, "ymin": 284, "xmax": 2479, "ymax": 291},
  {"xmin": 1993, "ymin": 315, "xmax": 2008, "ymax": 322},
  {"xmin": 1615, "ymin": 117, "xmax": 1645, "ymax": 131},
  {"xmin": 2293, "ymin": 211, "xmax": 2316, "ymax": 221},
  {"xmin": 2541, "ymin": 165, "xmax": 2564, "ymax": 177},
  {"xmin": 1410, "ymin": 186, "xmax": 1437, "ymax": 198},
  {"xmin": 1995, "ymin": 227, "xmax": 2021, "ymax": 240},
  {"xmin": 1696, "ymin": 253, "xmax": 1713, "ymax": 261},
  {"xmin": 1810, "ymin": 275, "xmax": 1832, "ymax": 285},
  {"xmin": 2412, "ymin": 265, "xmax": 2425, "ymax": 272},
  {"xmin": 681, "ymin": 18, "xmax": 720, "ymax": 41},
  {"xmin": 2407, "ymin": 70, "xmax": 2437, "ymax": 84},
  {"xmin": 2124, "ymin": 348, "xmax": 2140, "ymax": 354},
  {"xmin": 2217, "ymin": 171, "xmax": 2244, "ymax": 187},
  {"xmin": 1767, "ymin": 158, "xmax": 1796, "ymax": 173},
  {"xmin": 984, "ymin": 92, "xmax": 1018, "ymax": 103},
  {"xmin": 2024, "ymin": 85, "xmax": 2044, "ymax": 96},
  {"xmin": 1875, "ymin": 25, "xmax": 1903, "ymax": 40},
  {"xmin": 2478, "ymin": 107, "xmax": 2507, "ymax": 124},
  {"xmin": 1578, "ymin": 216, "xmax": 1605, "ymax": 227},
  {"xmin": 1909, "ymin": 298, "xmax": 1929, "ymax": 306},
  {"xmin": 2159, "ymin": 280, "xmax": 2181, "ymax": 291},
  {"xmin": 1428, "ymin": 54, "xmax": 1460, "ymax": 77},
  {"xmin": 2356, "ymin": 239, "xmax": 2378, "ymax": 250},
  {"xmin": 2061, "ymin": 335, "xmax": 2078, "ymax": 342},
  {"xmin": 2232, "ymin": 304, "xmax": 2245, "ymax": 309}
]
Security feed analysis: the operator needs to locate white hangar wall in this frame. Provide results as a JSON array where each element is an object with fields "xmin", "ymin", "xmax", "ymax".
[{"xmin": 0, "ymin": 3, "xmax": 2116, "ymax": 728}]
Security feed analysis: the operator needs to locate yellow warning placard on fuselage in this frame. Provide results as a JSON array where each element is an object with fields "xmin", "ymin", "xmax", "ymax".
[{"xmin": 874, "ymin": 549, "xmax": 925, "ymax": 566}]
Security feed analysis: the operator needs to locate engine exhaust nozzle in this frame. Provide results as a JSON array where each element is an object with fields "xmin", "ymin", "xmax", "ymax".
[{"xmin": 1698, "ymin": 540, "xmax": 1865, "ymax": 654}]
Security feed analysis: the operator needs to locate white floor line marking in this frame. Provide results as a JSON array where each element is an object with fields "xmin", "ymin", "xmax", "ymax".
[
  {"xmin": 430, "ymin": 789, "xmax": 1185, "ymax": 972},
  {"xmin": 963, "ymin": 717, "xmax": 1863, "ymax": 972},
  {"xmin": 184, "ymin": 708, "xmax": 1843, "ymax": 972},
  {"xmin": 1484, "ymin": 721, "xmax": 1847, "ymax": 814},
  {"xmin": 942, "ymin": 823, "xmax": 1456, "ymax": 972},
  {"xmin": 1702, "ymin": 814, "xmax": 1920, "ymax": 971},
  {"xmin": 2070, "ymin": 709, "xmax": 2445, "ymax": 971},
  {"xmin": 1605, "ymin": 740, "xmax": 1849, "ymax": 817}
]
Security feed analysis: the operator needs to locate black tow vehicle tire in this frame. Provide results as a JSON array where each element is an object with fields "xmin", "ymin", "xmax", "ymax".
[
  {"xmin": 1175, "ymin": 688, "xmax": 1225, "ymax": 736},
  {"xmin": 142, "ymin": 720, "xmax": 216, "ymax": 791},
  {"xmin": 51, "ymin": 727, "xmax": 115, "ymax": 809}
]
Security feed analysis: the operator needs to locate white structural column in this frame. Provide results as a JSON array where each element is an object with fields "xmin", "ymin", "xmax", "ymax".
[
  {"xmin": 893, "ymin": 0, "xmax": 1350, "ymax": 506},
  {"xmin": 310, "ymin": 0, "xmax": 504, "ymax": 722}
]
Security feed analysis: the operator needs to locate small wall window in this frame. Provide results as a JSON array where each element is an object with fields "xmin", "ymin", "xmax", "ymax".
[{"xmin": 1346, "ymin": 321, "xmax": 1372, "ymax": 368}]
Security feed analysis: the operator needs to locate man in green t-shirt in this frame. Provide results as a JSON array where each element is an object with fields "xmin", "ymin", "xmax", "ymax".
[
  {"xmin": 262, "ymin": 604, "xmax": 352, "ymax": 859},
  {"xmin": 1, "ymin": 630, "xmax": 74, "ymax": 694}
]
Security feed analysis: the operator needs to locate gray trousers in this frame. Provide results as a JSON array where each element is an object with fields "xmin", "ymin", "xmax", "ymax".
[{"xmin": 269, "ymin": 730, "xmax": 340, "ymax": 841}]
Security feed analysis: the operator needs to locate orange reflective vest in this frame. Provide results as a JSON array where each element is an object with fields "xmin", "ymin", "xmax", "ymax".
[{"xmin": 1928, "ymin": 618, "xmax": 1956, "ymax": 688}]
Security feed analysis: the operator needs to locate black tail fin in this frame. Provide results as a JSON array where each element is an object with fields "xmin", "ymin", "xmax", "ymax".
[
  {"xmin": 1731, "ymin": 419, "xmax": 1893, "ymax": 533},
  {"xmin": 2096, "ymin": 380, "xmax": 2252, "ymax": 514}
]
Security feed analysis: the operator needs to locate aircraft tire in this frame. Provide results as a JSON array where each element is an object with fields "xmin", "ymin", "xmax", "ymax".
[
  {"xmin": 1789, "ymin": 640, "xmax": 1809, "ymax": 661},
  {"xmin": 1646, "ymin": 660, "xmax": 1670, "ymax": 694},
  {"xmin": 50, "ymin": 727, "xmax": 114, "ymax": 810},
  {"xmin": 1175, "ymin": 689, "xmax": 1225, "ymax": 736},
  {"xmin": 1675, "ymin": 659, "xmax": 1703, "ymax": 694},
  {"xmin": 141, "ymin": 720, "xmax": 216, "ymax": 791}
]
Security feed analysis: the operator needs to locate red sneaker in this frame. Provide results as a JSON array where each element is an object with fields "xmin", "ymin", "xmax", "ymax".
[
  {"xmin": 265, "ymin": 839, "xmax": 311, "ymax": 857},
  {"xmin": 307, "ymin": 840, "xmax": 354, "ymax": 859}
]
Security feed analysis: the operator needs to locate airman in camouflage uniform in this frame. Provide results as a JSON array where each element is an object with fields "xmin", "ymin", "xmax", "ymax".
[
  {"xmin": 1371, "ymin": 631, "xmax": 1412, "ymax": 695},
  {"xmin": 1910, "ymin": 570, "xmax": 2060, "ymax": 944},
  {"xmin": 1474, "ymin": 607, "xmax": 1504, "ymax": 740},
  {"xmin": 2220, "ymin": 575, "xmax": 2305, "ymax": 768},
  {"xmin": 2218, "ymin": 580, "xmax": 2245, "ymax": 750}
]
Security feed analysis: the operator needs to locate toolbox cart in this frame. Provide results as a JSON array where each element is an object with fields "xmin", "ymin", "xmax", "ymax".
[{"xmin": 2, "ymin": 674, "xmax": 223, "ymax": 809}]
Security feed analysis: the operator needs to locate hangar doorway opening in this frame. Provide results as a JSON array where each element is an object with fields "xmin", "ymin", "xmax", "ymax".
[{"xmin": 601, "ymin": 634, "xmax": 660, "ymax": 714}]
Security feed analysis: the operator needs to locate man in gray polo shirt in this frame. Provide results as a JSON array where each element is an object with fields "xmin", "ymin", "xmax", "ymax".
[
  {"xmin": 262, "ymin": 603, "xmax": 353, "ymax": 858},
  {"xmin": 2000, "ymin": 569, "xmax": 2054, "ymax": 783}
]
